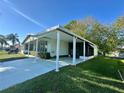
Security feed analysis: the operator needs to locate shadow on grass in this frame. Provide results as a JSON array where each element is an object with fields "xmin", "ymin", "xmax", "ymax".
[
  {"xmin": 1, "ymin": 56, "xmax": 124, "ymax": 93},
  {"xmin": 78, "ymin": 57, "xmax": 121, "ymax": 79}
]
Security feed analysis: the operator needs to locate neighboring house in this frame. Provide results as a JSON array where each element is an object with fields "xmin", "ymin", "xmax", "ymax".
[
  {"xmin": 22, "ymin": 25, "xmax": 98, "ymax": 71},
  {"xmin": 118, "ymin": 46, "xmax": 124, "ymax": 58},
  {"xmin": 109, "ymin": 46, "xmax": 124, "ymax": 58},
  {"xmin": 119, "ymin": 51, "xmax": 124, "ymax": 58}
]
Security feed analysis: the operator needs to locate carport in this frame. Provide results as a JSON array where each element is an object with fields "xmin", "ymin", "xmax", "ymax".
[{"xmin": 22, "ymin": 25, "xmax": 98, "ymax": 72}]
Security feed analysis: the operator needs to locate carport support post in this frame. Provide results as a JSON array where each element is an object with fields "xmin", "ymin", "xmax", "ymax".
[
  {"xmin": 33, "ymin": 41, "xmax": 35, "ymax": 51},
  {"xmin": 23, "ymin": 44, "xmax": 26, "ymax": 52},
  {"xmin": 35, "ymin": 38, "xmax": 38, "ymax": 57},
  {"xmin": 56, "ymin": 31, "xmax": 60, "ymax": 72},
  {"xmin": 28, "ymin": 41, "xmax": 30, "ymax": 56},
  {"xmin": 83, "ymin": 41, "xmax": 86, "ymax": 61},
  {"xmin": 94, "ymin": 45, "xmax": 98, "ymax": 56},
  {"xmin": 73, "ymin": 36, "xmax": 76, "ymax": 65}
]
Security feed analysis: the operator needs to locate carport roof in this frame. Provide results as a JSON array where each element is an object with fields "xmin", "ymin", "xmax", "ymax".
[{"xmin": 22, "ymin": 25, "xmax": 96, "ymax": 46}]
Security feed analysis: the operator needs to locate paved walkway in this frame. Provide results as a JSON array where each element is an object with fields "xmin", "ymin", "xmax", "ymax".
[
  {"xmin": 0, "ymin": 58, "xmax": 69, "ymax": 90},
  {"xmin": 0, "ymin": 56, "xmax": 93, "ymax": 91}
]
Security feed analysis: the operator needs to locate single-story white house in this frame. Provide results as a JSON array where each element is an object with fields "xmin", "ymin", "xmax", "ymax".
[{"xmin": 22, "ymin": 25, "xmax": 98, "ymax": 71}]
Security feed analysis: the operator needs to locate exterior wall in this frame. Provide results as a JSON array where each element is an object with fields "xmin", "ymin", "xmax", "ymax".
[
  {"xmin": 23, "ymin": 33, "xmax": 97, "ymax": 58},
  {"xmin": 23, "ymin": 36, "xmax": 97, "ymax": 58},
  {"xmin": 23, "ymin": 37, "xmax": 36, "ymax": 52},
  {"xmin": 25, "ymin": 37, "xmax": 33, "ymax": 43},
  {"xmin": 20, "ymin": 45, "xmax": 24, "ymax": 54},
  {"xmin": 47, "ymin": 39, "xmax": 69, "ymax": 57}
]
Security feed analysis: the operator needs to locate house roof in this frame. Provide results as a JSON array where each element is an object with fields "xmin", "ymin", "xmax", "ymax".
[
  {"xmin": 22, "ymin": 34, "xmax": 35, "ymax": 44},
  {"xmin": 22, "ymin": 25, "xmax": 96, "ymax": 46}
]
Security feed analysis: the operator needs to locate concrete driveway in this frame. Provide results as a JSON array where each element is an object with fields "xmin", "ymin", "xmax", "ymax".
[{"xmin": 0, "ymin": 58, "xmax": 69, "ymax": 90}]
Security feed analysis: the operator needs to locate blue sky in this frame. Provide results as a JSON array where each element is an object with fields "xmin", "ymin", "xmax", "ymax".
[{"xmin": 0, "ymin": 0, "xmax": 124, "ymax": 42}]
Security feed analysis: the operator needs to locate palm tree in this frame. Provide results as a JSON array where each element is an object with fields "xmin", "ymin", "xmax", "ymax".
[
  {"xmin": 7, "ymin": 33, "xmax": 20, "ymax": 46},
  {"xmin": 0, "ymin": 35, "xmax": 8, "ymax": 49}
]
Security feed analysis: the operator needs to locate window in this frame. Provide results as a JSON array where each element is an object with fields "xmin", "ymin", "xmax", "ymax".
[{"xmin": 38, "ymin": 41, "xmax": 47, "ymax": 53}]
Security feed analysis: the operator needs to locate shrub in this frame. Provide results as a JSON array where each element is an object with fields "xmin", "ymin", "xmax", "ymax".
[{"xmin": 38, "ymin": 52, "xmax": 51, "ymax": 59}]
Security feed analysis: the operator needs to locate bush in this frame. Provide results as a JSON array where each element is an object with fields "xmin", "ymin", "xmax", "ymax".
[
  {"xmin": 30, "ymin": 51, "xmax": 36, "ymax": 56},
  {"xmin": 38, "ymin": 52, "xmax": 51, "ymax": 59}
]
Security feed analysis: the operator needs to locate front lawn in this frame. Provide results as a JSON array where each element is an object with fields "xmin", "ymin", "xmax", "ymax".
[
  {"xmin": 1, "ymin": 56, "xmax": 124, "ymax": 93},
  {"xmin": 0, "ymin": 51, "xmax": 27, "ymax": 62}
]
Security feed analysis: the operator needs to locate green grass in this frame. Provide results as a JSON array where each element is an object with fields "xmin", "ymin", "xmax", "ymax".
[
  {"xmin": 117, "ymin": 59, "xmax": 124, "ymax": 81},
  {"xmin": 1, "ymin": 56, "xmax": 124, "ymax": 93},
  {"xmin": 0, "ymin": 51, "xmax": 8, "ymax": 55},
  {"xmin": 0, "ymin": 51, "xmax": 27, "ymax": 62}
]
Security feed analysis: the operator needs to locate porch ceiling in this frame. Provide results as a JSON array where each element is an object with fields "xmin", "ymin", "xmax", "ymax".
[{"xmin": 38, "ymin": 30, "xmax": 83, "ymax": 42}]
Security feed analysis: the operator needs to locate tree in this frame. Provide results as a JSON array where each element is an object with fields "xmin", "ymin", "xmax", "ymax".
[
  {"xmin": 117, "ymin": 31, "xmax": 124, "ymax": 48},
  {"xmin": 64, "ymin": 20, "xmax": 88, "ymax": 37},
  {"xmin": 114, "ymin": 16, "xmax": 124, "ymax": 30},
  {"xmin": 0, "ymin": 35, "xmax": 8, "ymax": 49},
  {"xmin": 113, "ymin": 16, "xmax": 124, "ymax": 49},
  {"xmin": 64, "ymin": 17, "xmax": 97, "ymax": 39},
  {"xmin": 65, "ymin": 17, "xmax": 118, "ymax": 56},
  {"xmin": 7, "ymin": 33, "xmax": 20, "ymax": 46}
]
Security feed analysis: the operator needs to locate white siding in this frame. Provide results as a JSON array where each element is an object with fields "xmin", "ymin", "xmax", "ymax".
[
  {"xmin": 25, "ymin": 37, "xmax": 35, "ymax": 43},
  {"xmin": 47, "ymin": 39, "xmax": 68, "ymax": 57}
]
